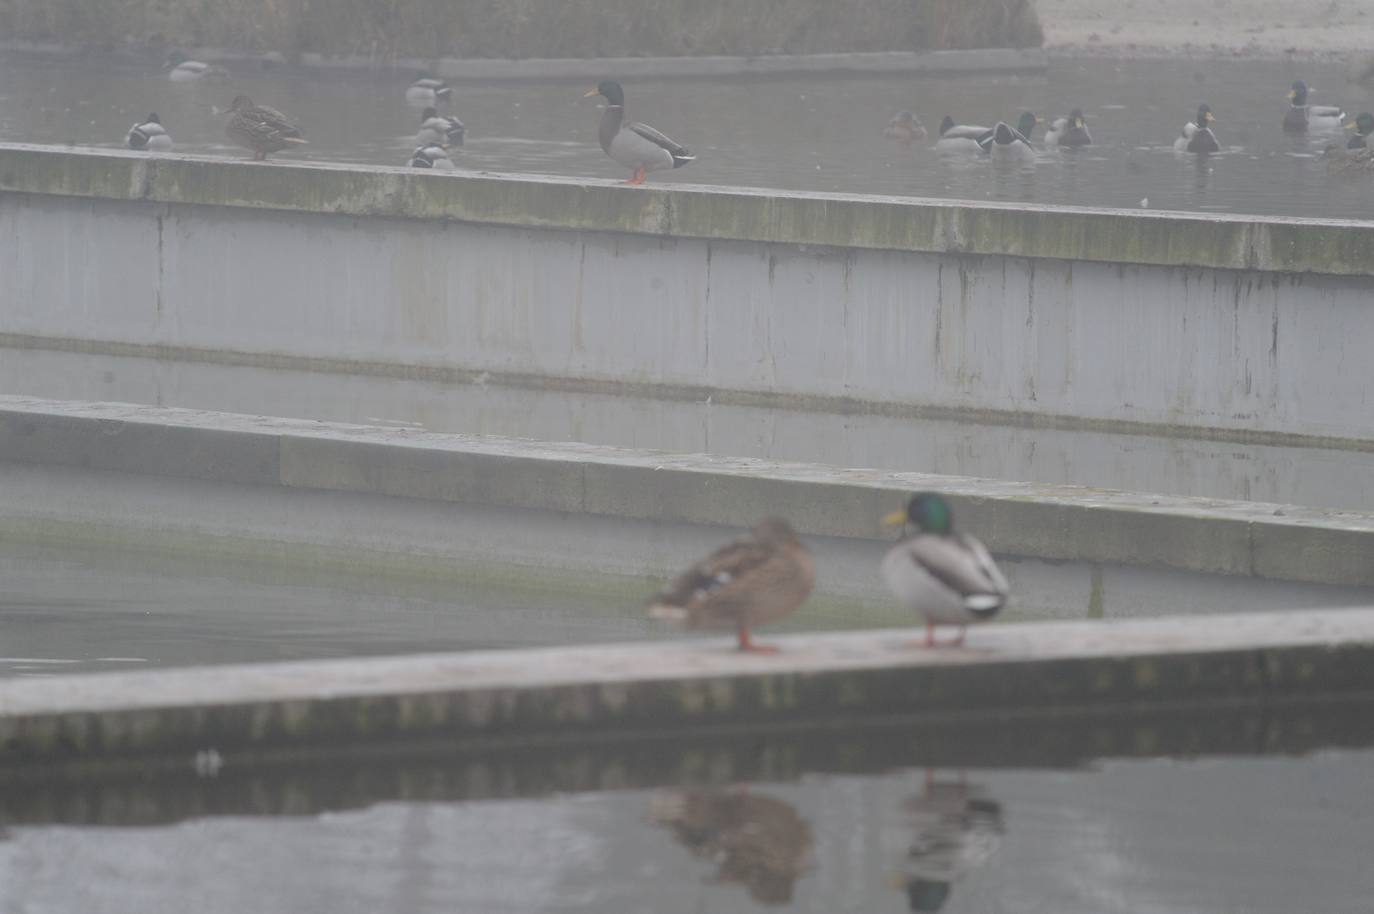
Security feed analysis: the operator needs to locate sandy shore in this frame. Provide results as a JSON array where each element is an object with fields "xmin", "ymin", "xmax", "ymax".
[{"xmin": 1039, "ymin": 0, "xmax": 1374, "ymax": 58}]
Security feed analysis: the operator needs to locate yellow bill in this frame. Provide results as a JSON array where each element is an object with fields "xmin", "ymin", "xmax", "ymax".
[{"xmin": 881, "ymin": 509, "xmax": 907, "ymax": 528}]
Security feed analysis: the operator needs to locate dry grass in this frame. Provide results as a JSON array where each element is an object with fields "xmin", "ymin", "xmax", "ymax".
[{"xmin": 0, "ymin": 0, "xmax": 1042, "ymax": 58}]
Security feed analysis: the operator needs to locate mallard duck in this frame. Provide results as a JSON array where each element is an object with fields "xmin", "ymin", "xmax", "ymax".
[
  {"xmin": 648, "ymin": 517, "xmax": 814, "ymax": 653},
  {"xmin": 417, "ymin": 106, "xmax": 464, "ymax": 147},
  {"xmin": 406, "ymin": 75, "xmax": 452, "ymax": 107},
  {"xmin": 225, "ymin": 95, "xmax": 306, "ymax": 160},
  {"xmin": 880, "ymin": 493, "xmax": 1009, "ymax": 648},
  {"xmin": 1044, "ymin": 107, "xmax": 1092, "ymax": 147},
  {"xmin": 584, "ymin": 80, "xmax": 694, "ymax": 184},
  {"xmin": 988, "ymin": 120, "xmax": 1035, "ymax": 167},
  {"xmin": 164, "ymin": 52, "xmax": 228, "ymax": 82},
  {"xmin": 1283, "ymin": 80, "xmax": 1345, "ymax": 133},
  {"xmin": 934, "ymin": 115, "xmax": 992, "ymax": 155},
  {"xmin": 127, "ymin": 113, "xmax": 172, "ymax": 151},
  {"xmin": 901, "ymin": 774, "xmax": 1004, "ymax": 913},
  {"xmin": 1325, "ymin": 117, "xmax": 1374, "ymax": 173},
  {"xmin": 650, "ymin": 788, "xmax": 814, "ymax": 906},
  {"xmin": 884, "ymin": 111, "xmax": 928, "ymax": 144},
  {"xmin": 1173, "ymin": 104, "xmax": 1220, "ymax": 153},
  {"xmin": 409, "ymin": 144, "xmax": 454, "ymax": 170},
  {"xmin": 1346, "ymin": 112, "xmax": 1374, "ymax": 149}
]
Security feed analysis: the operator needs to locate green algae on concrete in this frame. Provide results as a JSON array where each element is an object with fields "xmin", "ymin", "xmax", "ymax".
[{"xmin": 3, "ymin": 144, "xmax": 1374, "ymax": 276}]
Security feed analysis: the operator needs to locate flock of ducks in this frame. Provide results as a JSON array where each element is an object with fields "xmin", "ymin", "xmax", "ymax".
[
  {"xmin": 888, "ymin": 78, "xmax": 1374, "ymax": 169},
  {"xmin": 649, "ymin": 492, "xmax": 1009, "ymax": 653},
  {"xmin": 129, "ymin": 58, "xmax": 695, "ymax": 181}
]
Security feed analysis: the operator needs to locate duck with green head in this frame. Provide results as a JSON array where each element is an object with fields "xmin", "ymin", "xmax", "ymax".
[
  {"xmin": 1283, "ymin": 80, "xmax": 1345, "ymax": 133},
  {"xmin": 584, "ymin": 80, "xmax": 694, "ymax": 184},
  {"xmin": 880, "ymin": 493, "xmax": 1009, "ymax": 648},
  {"xmin": 1174, "ymin": 104, "xmax": 1219, "ymax": 153}
]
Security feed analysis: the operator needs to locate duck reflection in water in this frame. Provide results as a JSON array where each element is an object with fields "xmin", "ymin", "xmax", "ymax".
[
  {"xmin": 901, "ymin": 771, "xmax": 1004, "ymax": 911},
  {"xmin": 650, "ymin": 787, "xmax": 815, "ymax": 906}
]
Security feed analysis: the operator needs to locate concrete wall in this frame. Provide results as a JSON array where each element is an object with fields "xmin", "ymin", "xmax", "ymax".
[{"xmin": 2, "ymin": 145, "xmax": 1374, "ymax": 446}]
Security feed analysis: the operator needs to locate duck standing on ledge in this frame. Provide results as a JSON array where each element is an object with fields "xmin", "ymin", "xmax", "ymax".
[
  {"xmin": 649, "ymin": 517, "xmax": 814, "ymax": 653},
  {"xmin": 584, "ymin": 80, "xmax": 694, "ymax": 184},
  {"xmin": 1283, "ymin": 80, "xmax": 1345, "ymax": 133},
  {"xmin": 127, "ymin": 113, "xmax": 172, "ymax": 150},
  {"xmin": 225, "ymin": 95, "xmax": 306, "ymax": 160},
  {"xmin": 1174, "ymin": 104, "xmax": 1220, "ymax": 153},
  {"xmin": 881, "ymin": 493, "xmax": 1009, "ymax": 648},
  {"xmin": 410, "ymin": 144, "xmax": 454, "ymax": 169}
]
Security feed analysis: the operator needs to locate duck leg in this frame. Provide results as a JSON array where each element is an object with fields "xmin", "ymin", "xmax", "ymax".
[
  {"xmin": 624, "ymin": 166, "xmax": 648, "ymax": 185},
  {"xmin": 736, "ymin": 622, "xmax": 779, "ymax": 654}
]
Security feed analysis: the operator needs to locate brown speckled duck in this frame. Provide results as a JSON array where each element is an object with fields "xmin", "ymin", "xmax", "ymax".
[
  {"xmin": 648, "ymin": 517, "xmax": 815, "ymax": 653},
  {"xmin": 225, "ymin": 95, "xmax": 306, "ymax": 160}
]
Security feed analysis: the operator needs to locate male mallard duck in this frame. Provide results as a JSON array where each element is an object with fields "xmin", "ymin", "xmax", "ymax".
[
  {"xmin": 934, "ymin": 115, "xmax": 992, "ymax": 155},
  {"xmin": 884, "ymin": 111, "xmax": 928, "ymax": 144},
  {"xmin": 648, "ymin": 517, "xmax": 814, "ymax": 653},
  {"xmin": 650, "ymin": 788, "xmax": 815, "ymax": 906},
  {"xmin": 1173, "ymin": 104, "xmax": 1220, "ymax": 153},
  {"xmin": 164, "ymin": 51, "xmax": 229, "ymax": 82},
  {"xmin": 127, "ymin": 113, "xmax": 172, "ymax": 151},
  {"xmin": 1345, "ymin": 112, "xmax": 1374, "ymax": 149},
  {"xmin": 409, "ymin": 144, "xmax": 454, "ymax": 170},
  {"xmin": 988, "ymin": 120, "xmax": 1035, "ymax": 167},
  {"xmin": 1044, "ymin": 107, "xmax": 1092, "ymax": 147},
  {"xmin": 1325, "ymin": 117, "xmax": 1374, "ymax": 173},
  {"xmin": 881, "ymin": 493, "xmax": 1009, "ymax": 648},
  {"xmin": 901, "ymin": 774, "xmax": 1004, "ymax": 913},
  {"xmin": 417, "ymin": 106, "xmax": 464, "ymax": 147},
  {"xmin": 584, "ymin": 80, "xmax": 694, "ymax": 184},
  {"xmin": 225, "ymin": 95, "xmax": 306, "ymax": 160},
  {"xmin": 1283, "ymin": 80, "xmax": 1345, "ymax": 133},
  {"xmin": 405, "ymin": 74, "xmax": 452, "ymax": 107}
]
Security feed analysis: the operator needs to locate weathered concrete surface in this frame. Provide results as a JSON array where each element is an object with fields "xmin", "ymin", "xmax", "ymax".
[
  {"xmin": 3, "ymin": 396, "xmax": 1374, "ymax": 585},
  {"xmin": 2, "ymin": 608, "xmax": 1372, "ymax": 768},
  {"xmin": 3, "ymin": 145, "xmax": 1374, "ymax": 444}
]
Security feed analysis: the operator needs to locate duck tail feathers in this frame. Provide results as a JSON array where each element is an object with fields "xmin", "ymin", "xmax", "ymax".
[
  {"xmin": 964, "ymin": 594, "xmax": 1005, "ymax": 617},
  {"xmin": 671, "ymin": 151, "xmax": 695, "ymax": 168}
]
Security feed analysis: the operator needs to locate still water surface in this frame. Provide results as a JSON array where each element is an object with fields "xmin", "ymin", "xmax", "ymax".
[{"xmin": 1, "ymin": 51, "xmax": 1372, "ymax": 219}]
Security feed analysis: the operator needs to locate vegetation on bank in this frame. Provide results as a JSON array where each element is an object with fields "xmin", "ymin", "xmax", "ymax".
[{"xmin": 0, "ymin": 0, "xmax": 1042, "ymax": 60}]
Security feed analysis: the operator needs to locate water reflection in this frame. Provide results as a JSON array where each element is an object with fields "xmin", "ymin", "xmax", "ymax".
[
  {"xmin": 649, "ymin": 788, "xmax": 815, "ymax": 906},
  {"xmin": 901, "ymin": 772, "xmax": 1004, "ymax": 912}
]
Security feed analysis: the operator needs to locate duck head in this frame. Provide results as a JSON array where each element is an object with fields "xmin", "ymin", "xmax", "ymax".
[
  {"xmin": 1350, "ymin": 112, "xmax": 1374, "ymax": 137},
  {"xmin": 938, "ymin": 114, "xmax": 956, "ymax": 136},
  {"xmin": 227, "ymin": 95, "xmax": 253, "ymax": 112},
  {"xmin": 585, "ymin": 80, "xmax": 625, "ymax": 106},
  {"xmin": 1289, "ymin": 80, "xmax": 1310, "ymax": 106},
  {"xmin": 144, "ymin": 112, "xmax": 161, "ymax": 125},
  {"xmin": 1016, "ymin": 111, "xmax": 1039, "ymax": 140},
  {"xmin": 883, "ymin": 493, "xmax": 954, "ymax": 536},
  {"xmin": 1069, "ymin": 107, "xmax": 1086, "ymax": 129},
  {"xmin": 1196, "ymin": 103, "xmax": 1215, "ymax": 126}
]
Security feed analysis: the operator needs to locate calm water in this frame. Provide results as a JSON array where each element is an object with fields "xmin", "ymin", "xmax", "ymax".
[
  {"xmin": 1, "ymin": 51, "xmax": 1373, "ymax": 218},
  {"xmin": 2, "ymin": 708, "xmax": 1372, "ymax": 913}
]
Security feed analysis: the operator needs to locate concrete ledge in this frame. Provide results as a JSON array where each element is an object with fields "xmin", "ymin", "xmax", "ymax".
[
  {"xmin": 3, "ymin": 397, "xmax": 1374, "ymax": 585},
  {"xmin": 3, "ymin": 608, "xmax": 1373, "ymax": 768},
  {"xmin": 2, "ymin": 143, "xmax": 1373, "ymax": 276}
]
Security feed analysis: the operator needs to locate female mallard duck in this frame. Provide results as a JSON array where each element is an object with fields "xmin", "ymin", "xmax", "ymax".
[
  {"xmin": 650, "ymin": 788, "xmax": 814, "ymax": 906},
  {"xmin": 881, "ymin": 493, "xmax": 1009, "ymax": 648},
  {"xmin": 1173, "ymin": 104, "xmax": 1220, "ymax": 153},
  {"xmin": 988, "ymin": 120, "xmax": 1035, "ymax": 167},
  {"xmin": 405, "ymin": 74, "xmax": 453, "ymax": 107},
  {"xmin": 934, "ymin": 115, "xmax": 991, "ymax": 155},
  {"xmin": 1044, "ymin": 107, "xmax": 1092, "ymax": 147},
  {"xmin": 225, "ymin": 95, "xmax": 306, "ymax": 160},
  {"xmin": 127, "ymin": 113, "xmax": 172, "ymax": 151},
  {"xmin": 417, "ymin": 106, "xmax": 464, "ymax": 147},
  {"xmin": 1283, "ymin": 80, "xmax": 1345, "ymax": 133},
  {"xmin": 648, "ymin": 517, "xmax": 814, "ymax": 653},
  {"xmin": 884, "ymin": 111, "xmax": 928, "ymax": 144},
  {"xmin": 410, "ymin": 144, "xmax": 454, "ymax": 170},
  {"xmin": 164, "ymin": 51, "xmax": 228, "ymax": 82},
  {"xmin": 585, "ymin": 80, "xmax": 694, "ymax": 184}
]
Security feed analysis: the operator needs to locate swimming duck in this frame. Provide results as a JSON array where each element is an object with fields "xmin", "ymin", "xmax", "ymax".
[
  {"xmin": 988, "ymin": 120, "xmax": 1035, "ymax": 167},
  {"xmin": 1325, "ymin": 115, "xmax": 1374, "ymax": 172},
  {"xmin": 1346, "ymin": 112, "xmax": 1374, "ymax": 150},
  {"xmin": 880, "ymin": 493, "xmax": 1009, "ymax": 648},
  {"xmin": 901, "ymin": 774, "xmax": 1004, "ymax": 913},
  {"xmin": 164, "ymin": 51, "xmax": 228, "ymax": 82},
  {"xmin": 126, "ymin": 113, "xmax": 172, "ymax": 151},
  {"xmin": 416, "ymin": 106, "xmax": 464, "ymax": 147},
  {"xmin": 405, "ymin": 75, "xmax": 453, "ymax": 107},
  {"xmin": 884, "ymin": 111, "xmax": 928, "ymax": 144},
  {"xmin": 225, "ymin": 95, "xmax": 306, "ymax": 160},
  {"xmin": 1044, "ymin": 107, "xmax": 1092, "ymax": 147},
  {"xmin": 934, "ymin": 115, "xmax": 992, "ymax": 154},
  {"xmin": 648, "ymin": 517, "xmax": 814, "ymax": 653},
  {"xmin": 651, "ymin": 788, "xmax": 815, "ymax": 906},
  {"xmin": 1173, "ymin": 104, "xmax": 1220, "ymax": 153},
  {"xmin": 584, "ymin": 80, "xmax": 694, "ymax": 184},
  {"xmin": 1283, "ymin": 80, "xmax": 1345, "ymax": 133},
  {"xmin": 410, "ymin": 144, "xmax": 454, "ymax": 169}
]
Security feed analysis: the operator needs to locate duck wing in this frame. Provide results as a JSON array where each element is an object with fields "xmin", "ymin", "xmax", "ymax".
[
  {"xmin": 1311, "ymin": 105, "xmax": 1346, "ymax": 118},
  {"xmin": 903, "ymin": 534, "xmax": 1008, "ymax": 613},
  {"xmin": 628, "ymin": 120, "xmax": 690, "ymax": 158},
  {"xmin": 249, "ymin": 105, "xmax": 303, "ymax": 138},
  {"xmin": 651, "ymin": 538, "xmax": 775, "ymax": 615}
]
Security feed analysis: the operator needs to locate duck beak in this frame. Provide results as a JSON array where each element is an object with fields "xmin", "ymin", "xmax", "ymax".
[
  {"xmin": 881, "ymin": 509, "xmax": 908, "ymax": 528},
  {"xmin": 1346, "ymin": 122, "xmax": 1358, "ymax": 130},
  {"xmin": 582, "ymin": 88, "xmax": 600, "ymax": 98},
  {"xmin": 1288, "ymin": 90, "xmax": 1296, "ymax": 100},
  {"xmin": 1074, "ymin": 117, "xmax": 1083, "ymax": 128}
]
